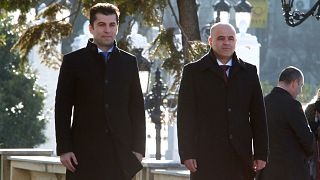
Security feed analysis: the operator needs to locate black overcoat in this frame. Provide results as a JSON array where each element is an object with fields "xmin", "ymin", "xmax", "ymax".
[
  {"xmin": 177, "ymin": 49, "xmax": 268, "ymax": 180},
  {"xmin": 55, "ymin": 40, "xmax": 146, "ymax": 180},
  {"xmin": 305, "ymin": 101, "xmax": 320, "ymax": 138},
  {"xmin": 258, "ymin": 87, "xmax": 314, "ymax": 180}
]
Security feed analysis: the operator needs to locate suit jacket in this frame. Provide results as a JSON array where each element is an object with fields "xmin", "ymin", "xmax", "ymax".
[
  {"xmin": 177, "ymin": 49, "xmax": 268, "ymax": 180},
  {"xmin": 259, "ymin": 87, "xmax": 314, "ymax": 180},
  {"xmin": 55, "ymin": 39, "xmax": 145, "ymax": 180}
]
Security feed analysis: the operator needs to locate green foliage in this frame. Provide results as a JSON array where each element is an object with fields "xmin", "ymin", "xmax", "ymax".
[
  {"xmin": 81, "ymin": 0, "xmax": 167, "ymax": 25},
  {"xmin": 0, "ymin": 15, "xmax": 46, "ymax": 148},
  {"xmin": 150, "ymin": 28, "xmax": 183, "ymax": 73},
  {"xmin": 13, "ymin": 20, "xmax": 72, "ymax": 69},
  {"xmin": 11, "ymin": 2, "xmax": 72, "ymax": 69},
  {"xmin": 260, "ymin": 80, "xmax": 275, "ymax": 97},
  {"xmin": 0, "ymin": 34, "xmax": 6, "ymax": 46},
  {"xmin": 297, "ymin": 83, "xmax": 320, "ymax": 104},
  {"xmin": 0, "ymin": 0, "xmax": 41, "ymax": 13},
  {"xmin": 149, "ymin": 27, "xmax": 208, "ymax": 92},
  {"xmin": 260, "ymin": 80, "xmax": 320, "ymax": 104},
  {"xmin": 1, "ymin": 0, "xmax": 168, "ymax": 69},
  {"xmin": 2, "ymin": 0, "xmax": 205, "ymax": 95}
]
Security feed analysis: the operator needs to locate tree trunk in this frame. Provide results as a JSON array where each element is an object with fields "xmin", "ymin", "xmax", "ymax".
[{"xmin": 176, "ymin": 0, "xmax": 201, "ymax": 64}]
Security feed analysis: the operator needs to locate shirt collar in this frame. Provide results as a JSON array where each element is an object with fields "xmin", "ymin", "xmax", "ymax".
[
  {"xmin": 217, "ymin": 59, "xmax": 232, "ymax": 66},
  {"xmin": 97, "ymin": 46, "xmax": 114, "ymax": 53}
]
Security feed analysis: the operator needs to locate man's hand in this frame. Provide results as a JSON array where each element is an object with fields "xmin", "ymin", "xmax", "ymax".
[
  {"xmin": 60, "ymin": 152, "xmax": 78, "ymax": 172},
  {"xmin": 184, "ymin": 159, "xmax": 197, "ymax": 172},
  {"xmin": 132, "ymin": 151, "xmax": 143, "ymax": 162},
  {"xmin": 252, "ymin": 160, "xmax": 266, "ymax": 171}
]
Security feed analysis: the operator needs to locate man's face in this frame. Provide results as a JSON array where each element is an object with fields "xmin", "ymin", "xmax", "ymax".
[
  {"xmin": 89, "ymin": 13, "xmax": 118, "ymax": 51},
  {"xmin": 208, "ymin": 24, "xmax": 236, "ymax": 63},
  {"xmin": 291, "ymin": 77, "xmax": 304, "ymax": 99}
]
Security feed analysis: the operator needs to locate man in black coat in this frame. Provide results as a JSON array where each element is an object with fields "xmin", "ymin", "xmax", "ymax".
[
  {"xmin": 55, "ymin": 3, "xmax": 145, "ymax": 180},
  {"xmin": 177, "ymin": 22, "xmax": 268, "ymax": 180},
  {"xmin": 305, "ymin": 89, "xmax": 320, "ymax": 179},
  {"xmin": 259, "ymin": 66, "xmax": 314, "ymax": 180}
]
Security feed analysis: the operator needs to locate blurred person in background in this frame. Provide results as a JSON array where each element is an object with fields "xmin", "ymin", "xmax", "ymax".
[{"xmin": 305, "ymin": 89, "xmax": 320, "ymax": 180}]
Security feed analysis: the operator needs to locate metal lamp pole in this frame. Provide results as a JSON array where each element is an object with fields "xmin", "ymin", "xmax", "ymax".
[{"xmin": 145, "ymin": 68, "xmax": 167, "ymax": 160}]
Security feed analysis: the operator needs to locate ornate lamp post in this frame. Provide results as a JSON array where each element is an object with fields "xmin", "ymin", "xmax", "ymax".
[
  {"xmin": 145, "ymin": 68, "xmax": 167, "ymax": 160},
  {"xmin": 281, "ymin": 0, "xmax": 320, "ymax": 27},
  {"xmin": 201, "ymin": 0, "xmax": 252, "ymax": 41},
  {"xmin": 213, "ymin": 0, "xmax": 231, "ymax": 23},
  {"xmin": 234, "ymin": 0, "xmax": 252, "ymax": 35}
]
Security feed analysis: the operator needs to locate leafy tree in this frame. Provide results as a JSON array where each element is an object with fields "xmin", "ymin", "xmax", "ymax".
[
  {"xmin": 0, "ymin": 14, "xmax": 46, "ymax": 148},
  {"xmin": 260, "ymin": 80, "xmax": 274, "ymax": 97},
  {"xmin": 0, "ymin": 0, "xmax": 203, "ymax": 91}
]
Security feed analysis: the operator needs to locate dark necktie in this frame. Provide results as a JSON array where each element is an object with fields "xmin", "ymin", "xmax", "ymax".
[
  {"xmin": 220, "ymin": 65, "xmax": 230, "ymax": 83},
  {"xmin": 101, "ymin": 52, "xmax": 109, "ymax": 63}
]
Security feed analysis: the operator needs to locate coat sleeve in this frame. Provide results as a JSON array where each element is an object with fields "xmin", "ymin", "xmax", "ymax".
[
  {"xmin": 55, "ymin": 56, "xmax": 75, "ymax": 155},
  {"xmin": 249, "ymin": 66, "xmax": 269, "ymax": 161},
  {"xmin": 128, "ymin": 58, "xmax": 146, "ymax": 156},
  {"xmin": 177, "ymin": 65, "xmax": 198, "ymax": 163},
  {"xmin": 287, "ymin": 100, "xmax": 314, "ymax": 157}
]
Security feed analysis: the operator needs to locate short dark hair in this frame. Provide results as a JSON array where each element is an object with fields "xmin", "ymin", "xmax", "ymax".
[
  {"xmin": 278, "ymin": 66, "xmax": 303, "ymax": 85},
  {"xmin": 89, "ymin": 3, "xmax": 120, "ymax": 26}
]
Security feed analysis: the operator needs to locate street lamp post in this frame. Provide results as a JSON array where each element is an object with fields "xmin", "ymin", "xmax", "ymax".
[
  {"xmin": 201, "ymin": 0, "xmax": 252, "ymax": 41},
  {"xmin": 213, "ymin": 0, "xmax": 231, "ymax": 23},
  {"xmin": 145, "ymin": 68, "xmax": 167, "ymax": 160}
]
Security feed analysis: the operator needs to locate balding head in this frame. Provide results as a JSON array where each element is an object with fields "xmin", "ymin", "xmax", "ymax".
[
  {"xmin": 277, "ymin": 66, "xmax": 304, "ymax": 99},
  {"xmin": 208, "ymin": 23, "xmax": 237, "ymax": 64},
  {"xmin": 210, "ymin": 23, "xmax": 236, "ymax": 38}
]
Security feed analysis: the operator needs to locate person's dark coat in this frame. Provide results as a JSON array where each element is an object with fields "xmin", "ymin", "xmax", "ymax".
[
  {"xmin": 305, "ymin": 100, "xmax": 320, "ymax": 138},
  {"xmin": 305, "ymin": 101, "xmax": 320, "ymax": 180},
  {"xmin": 258, "ymin": 87, "xmax": 314, "ymax": 180},
  {"xmin": 177, "ymin": 49, "xmax": 268, "ymax": 180},
  {"xmin": 55, "ymin": 40, "xmax": 146, "ymax": 180}
]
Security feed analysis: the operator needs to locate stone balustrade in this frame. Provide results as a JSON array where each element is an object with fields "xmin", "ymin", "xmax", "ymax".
[
  {"xmin": 152, "ymin": 169, "xmax": 189, "ymax": 180},
  {"xmin": 0, "ymin": 149, "xmax": 53, "ymax": 180},
  {"xmin": 0, "ymin": 151, "xmax": 190, "ymax": 180}
]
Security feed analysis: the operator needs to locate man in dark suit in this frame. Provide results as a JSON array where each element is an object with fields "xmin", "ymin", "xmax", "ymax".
[
  {"xmin": 55, "ymin": 3, "xmax": 145, "ymax": 180},
  {"xmin": 259, "ymin": 66, "xmax": 314, "ymax": 180},
  {"xmin": 177, "ymin": 22, "xmax": 268, "ymax": 180}
]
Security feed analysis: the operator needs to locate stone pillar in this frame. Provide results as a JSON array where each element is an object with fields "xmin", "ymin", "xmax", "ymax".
[{"xmin": 165, "ymin": 123, "xmax": 180, "ymax": 162}]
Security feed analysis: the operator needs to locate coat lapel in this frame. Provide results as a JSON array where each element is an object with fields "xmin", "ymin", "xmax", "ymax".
[
  {"xmin": 199, "ymin": 49, "xmax": 247, "ymax": 82},
  {"xmin": 228, "ymin": 53, "xmax": 246, "ymax": 80},
  {"xmin": 200, "ymin": 50, "xmax": 225, "ymax": 81}
]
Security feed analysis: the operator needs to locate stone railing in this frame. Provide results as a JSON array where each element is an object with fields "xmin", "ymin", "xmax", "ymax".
[
  {"xmin": 0, "ymin": 149, "xmax": 53, "ymax": 180},
  {"xmin": 152, "ymin": 169, "xmax": 189, "ymax": 180},
  {"xmin": 0, "ymin": 151, "xmax": 190, "ymax": 180}
]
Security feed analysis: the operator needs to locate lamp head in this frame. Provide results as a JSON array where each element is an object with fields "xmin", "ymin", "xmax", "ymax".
[{"xmin": 213, "ymin": 0, "xmax": 231, "ymax": 23}]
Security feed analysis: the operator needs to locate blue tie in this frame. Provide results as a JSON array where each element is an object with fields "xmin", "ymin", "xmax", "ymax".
[{"xmin": 101, "ymin": 52, "xmax": 109, "ymax": 63}]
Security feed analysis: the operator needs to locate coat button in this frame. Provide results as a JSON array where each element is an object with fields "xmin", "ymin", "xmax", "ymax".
[
  {"xmin": 104, "ymin": 80, "xmax": 109, "ymax": 85},
  {"xmin": 105, "ymin": 129, "xmax": 109, "ymax": 133},
  {"xmin": 228, "ymin": 108, "xmax": 232, "ymax": 112},
  {"xmin": 229, "ymin": 134, "xmax": 233, "ymax": 139},
  {"xmin": 105, "ymin": 104, "xmax": 109, "ymax": 109}
]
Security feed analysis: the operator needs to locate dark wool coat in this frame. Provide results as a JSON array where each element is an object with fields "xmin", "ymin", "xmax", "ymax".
[
  {"xmin": 55, "ymin": 40, "xmax": 146, "ymax": 180},
  {"xmin": 258, "ymin": 87, "xmax": 314, "ymax": 180},
  {"xmin": 177, "ymin": 49, "xmax": 268, "ymax": 180},
  {"xmin": 305, "ymin": 100, "xmax": 320, "ymax": 138}
]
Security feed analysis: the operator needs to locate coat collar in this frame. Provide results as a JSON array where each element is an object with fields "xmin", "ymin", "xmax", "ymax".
[
  {"xmin": 199, "ymin": 48, "xmax": 247, "ymax": 79},
  {"xmin": 86, "ymin": 38, "xmax": 120, "ymax": 56},
  {"xmin": 271, "ymin": 87, "xmax": 293, "ymax": 99}
]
